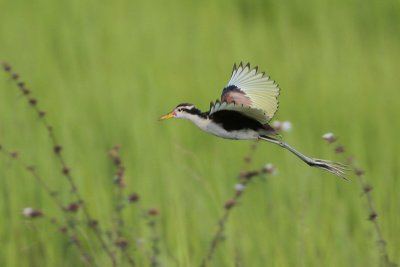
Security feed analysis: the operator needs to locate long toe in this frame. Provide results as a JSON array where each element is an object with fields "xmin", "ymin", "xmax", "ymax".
[{"xmin": 311, "ymin": 158, "xmax": 349, "ymax": 179}]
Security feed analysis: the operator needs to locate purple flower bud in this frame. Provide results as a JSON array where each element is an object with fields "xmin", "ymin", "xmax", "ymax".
[
  {"xmin": 262, "ymin": 163, "xmax": 277, "ymax": 175},
  {"xmin": 22, "ymin": 207, "xmax": 43, "ymax": 218},
  {"xmin": 235, "ymin": 183, "xmax": 245, "ymax": 192},
  {"xmin": 322, "ymin": 133, "xmax": 336, "ymax": 143},
  {"xmin": 224, "ymin": 199, "xmax": 236, "ymax": 209},
  {"xmin": 148, "ymin": 208, "xmax": 159, "ymax": 216}
]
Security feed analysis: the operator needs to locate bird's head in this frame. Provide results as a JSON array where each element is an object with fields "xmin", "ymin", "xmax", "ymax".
[{"xmin": 159, "ymin": 103, "xmax": 201, "ymax": 121}]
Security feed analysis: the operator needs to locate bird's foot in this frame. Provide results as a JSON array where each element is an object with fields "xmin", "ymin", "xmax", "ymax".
[{"xmin": 309, "ymin": 158, "xmax": 349, "ymax": 179}]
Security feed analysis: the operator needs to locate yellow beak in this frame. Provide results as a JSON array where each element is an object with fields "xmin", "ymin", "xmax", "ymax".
[{"xmin": 159, "ymin": 111, "xmax": 176, "ymax": 121}]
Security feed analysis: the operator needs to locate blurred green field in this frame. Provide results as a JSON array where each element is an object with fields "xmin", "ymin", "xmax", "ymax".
[{"xmin": 1, "ymin": 0, "xmax": 399, "ymax": 266}]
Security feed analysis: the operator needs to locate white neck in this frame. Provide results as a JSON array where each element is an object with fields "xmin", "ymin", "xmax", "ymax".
[{"xmin": 180, "ymin": 113, "xmax": 209, "ymax": 131}]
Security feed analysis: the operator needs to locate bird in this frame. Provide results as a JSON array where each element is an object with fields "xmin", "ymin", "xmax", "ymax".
[{"xmin": 159, "ymin": 62, "xmax": 346, "ymax": 178}]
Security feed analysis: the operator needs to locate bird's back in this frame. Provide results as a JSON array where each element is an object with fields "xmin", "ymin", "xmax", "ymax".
[{"xmin": 209, "ymin": 110, "xmax": 275, "ymax": 134}]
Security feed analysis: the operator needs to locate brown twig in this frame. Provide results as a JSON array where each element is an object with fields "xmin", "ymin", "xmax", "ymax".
[
  {"xmin": 48, "ymin": 217, "xmax": 94, "ymax": 267},
  {"xmin": 147, "ymin": 208, "xmax": 161, "ymax": 267},
  {"xmin": 323, "ymin": 133, "xmax": 396, "ymax": 267},
  {"xmin": 0, "ymin": 145, "xmax": 64, "ymax": 210},
  {"xmin": 1, "ymin": 145, "xmax": 97, "ymax": 266},
  {"xmin": 200, "ymin": 142, "xmax": 275, "ymax": 267},
  {"xmin": 109, "ymin": 145, "xmax": 127, "ymax": 236},
  {"xmin": 354, "ymin": 168, "xmax": 393, "ymax": 267},
  {"xmin": 21, "ymin": 206, "xmax": 94, "ymax": 267},
  {"xmin": 109, "ymin": 145, "xmax": 136, "ymax": 267},
  {"xmin": 1, "ymin": 61, "xmax": 116, "ymax": 266}
]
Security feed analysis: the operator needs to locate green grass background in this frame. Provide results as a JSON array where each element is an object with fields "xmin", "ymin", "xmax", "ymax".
[{"xmin": 1, "ymin": 0, "xmax": 399, "ymax": 266}]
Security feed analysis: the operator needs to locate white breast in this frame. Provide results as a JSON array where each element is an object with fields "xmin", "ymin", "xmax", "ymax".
[
  {"xmin": 182, "ymin": 113, "xmax": 260, "ymax": 140},
  {"xmin": 195, "ymin": 119, "xmax": 259, "ymax": 140}
]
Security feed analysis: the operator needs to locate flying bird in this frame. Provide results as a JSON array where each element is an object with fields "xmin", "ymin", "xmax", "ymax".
[{"xmin": 159, "ymin": 63, "xmax": 346, "ymax": 177}]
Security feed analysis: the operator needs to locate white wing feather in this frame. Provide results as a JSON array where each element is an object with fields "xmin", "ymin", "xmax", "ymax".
[
  {"xmin": 209, "ymin": 100, "xmax": 269, "ymax": 125},
  {"xmin": 210, "ymin": 63, "xmax": 280, "ymax": 124}
]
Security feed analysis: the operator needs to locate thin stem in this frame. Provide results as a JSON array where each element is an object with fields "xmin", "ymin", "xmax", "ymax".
[
  {"xmin": 324, "ymin": 136, "xmax": 395, "ymax": 267},
  {"xmin": 200, "ymin": 176, "xmax": 253, "ymax": 267},
  {"xmin": 148, "ymin": 215, "xmax": 160, "ymax": 267},
  {"xmin": 1, "ymin": 146, "xmax": 97, "ymax": 267},
  {"xmin": 48, "ymin": 217, "xmax": 95, "ymax": 267},
  {"xmin": 356, "ymin": 172, "xmax": 391, "ymax": 266},
  {"xmin": 1, "ymin": 62, "xmax": 116, "ymax": 266},
  {"xmin": 0, "ymin": 146, "xmax": 64, "ymax": 210},
  {"xmin": 200, "ymin": 142, "xmax": 267, "ymax": 267},
  {"xmin": 109, "ymin": 145, "xmax": 136, "ymax": 267},
  {"xmin": 0, "ymin": 146, "xmax": 96, "ymax": 266}
]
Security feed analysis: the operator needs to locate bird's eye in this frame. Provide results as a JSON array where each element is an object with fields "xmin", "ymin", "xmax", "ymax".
[{"xmin": 178, "ymin": 108, "xmax": 182, "ymax": 112}]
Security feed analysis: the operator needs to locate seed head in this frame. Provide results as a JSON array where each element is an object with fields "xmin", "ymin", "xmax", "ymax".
[
  {"xmin": 235, "ymin": 183, "xmax": 245, "ymax": 192},
  {"xmin": 322, "ymin": 133, "xmax": 336, "ymax": 143},
  {"xmin": 113, "ymin": 157, "xmax": 121, "ymax": 166},
  {"xmin": 244, "ymin": 155, "xmax": 252, "ymax": 163},
  {"xmin": 363, "ymin": 185, "xmax": 373, "ymax": 193},
  {"xmin": 369, "ymin": 212, "xmax": 377, "ymax": 221},
  {"xmin": 115, "ymin": 238, "xmax": 129, "ymax": 249},
  {"xmin": 54, "ymin": 145, "xmax": 62, "ymax": 154},
  {"xmin": 64, "ymin": 202, "xmax": 80, "ymax": 213},
  {"xmin": 281, "ymin": 121, "xmax": 292, "ymax": 132},
  {"xmin": 39, "ymin": 111, "xmax": 46, "ymax": 117},
  {"xmin": 355, "ymin": 168, "xmax": 364, "ymax": 176},
  {"xmin": 29, "ymin": 98, "xmax": 37, "ymax": 106},
  {"xmin": 272, "ymin": 121, "xmax": 292, "ymax": 133},
  {"xmin": 239, "ymin": 170, "xmax": 259, "ymax": 179},
  {"xmin": 148, "ymin": 208, "xmax": 159, "ymax": 216},
  {"xmin": 22, "ymin": 207, "xmax": 43, "ymax": 218},
  {"xmin": 262, "ymin": 163, "xmax": 277, "ymax": 175},
  {"xmin": 224, "ymin": 199, "xmax": 236, "ymax": 209},
  {"xmin": 26, "ymin": 165, "xmax": 35, "ymax": 171},
  {"xmin": 88, "ymin": 220, "xmax": 98, "ymax": 228},
  {"xmin": 335, "ymin": 146, "xmax": 345, "ymax": 153},
  {"xmin": 10, "ymin": 151, "xmax": 18, "ymax": 159},
  {"xmin": 128, "ymin": 193, "xmax": 140, "ymax": 203},
  {"xmin": 2, "ymin": 62, "xmax": 11, "ymax": 72},
  {"xmin": 59, "ymin": 226, "xmax": 68, "ymax": 233},
  {"xmin": 62, "ymin": 167, "xmax": 70, "ymax": 175}
]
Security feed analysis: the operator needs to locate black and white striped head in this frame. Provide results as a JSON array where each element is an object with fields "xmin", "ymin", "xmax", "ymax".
[{"xmin": 159, "ymin": 103, "xmax": 201, "ymax": 120}]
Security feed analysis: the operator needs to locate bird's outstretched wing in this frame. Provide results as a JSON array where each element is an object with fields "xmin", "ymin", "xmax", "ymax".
[{"xmin": 209, "ymin": 62, "xmax": 280, "ymax": 124}]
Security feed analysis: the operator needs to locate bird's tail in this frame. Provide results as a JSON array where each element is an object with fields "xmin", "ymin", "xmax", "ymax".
[{"xmin": 259, "ymin": 135, "xmax": 348, "ymax": 179}]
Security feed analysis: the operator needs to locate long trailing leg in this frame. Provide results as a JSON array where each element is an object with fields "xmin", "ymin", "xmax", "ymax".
[{"xmin": 259, "ymin": 135, "xmax": 348, "ymax": 179}]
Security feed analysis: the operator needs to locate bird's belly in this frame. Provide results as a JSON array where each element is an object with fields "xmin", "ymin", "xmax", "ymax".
[{"xmin": 203, "ymin": 122, "xmax": 259, "ymax": 140}]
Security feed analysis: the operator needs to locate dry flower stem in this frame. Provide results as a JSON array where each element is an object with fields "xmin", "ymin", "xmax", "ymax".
[
  {"xmin": 0, "ymin": 145, "xmax": 98, "ymax": 266},
  {"xmin": 200, "ymin": 142, "xmax": 261, "ymax": 267},
  {"xmin": 48, "ymin": 217, "xmax": 95, "ymax": 267},
  {"xmin": 109, "ymin": 145, "xmax": 136, "ymax": 267},
  {"xmin": 1, "ymin": 63, "xmax": 116, "ymax": 267},
  {"xmin": 356, "ymin": 172, "xmax": 391, "ymax": 266},
  {"xmin": 323, "ymin": 134, "xmax": 394, "ymax": 267},
  {"xmin": 147, "ymin": 214, "xmax": 161, "ymax": 267}
]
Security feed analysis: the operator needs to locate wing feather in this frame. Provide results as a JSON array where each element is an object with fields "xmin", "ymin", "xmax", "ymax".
[
  {"xmin": 210, "ymin": 101, "xmax": 268, "ymax": 124},
  {"xmin": 214, "ymin": 62, "xmax": 280, "ymax": 124}
]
